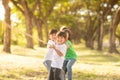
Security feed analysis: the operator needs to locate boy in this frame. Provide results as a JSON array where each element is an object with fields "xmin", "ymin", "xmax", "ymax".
[
  {"xmin": 48, "ymin": 31, "xmax": 67, "ymax": 80},
  {"xmin": 43, "ymin": 29, "xmax": 57, "ymax": 72}
]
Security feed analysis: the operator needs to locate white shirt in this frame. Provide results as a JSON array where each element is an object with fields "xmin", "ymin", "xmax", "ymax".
[
  {"xmin": 51, "ymin": 43, "xmax": 67, "ymax": 69},
  {"xmin": 44, "ymin": 40, "xmax": 55, "ymax": 61}
]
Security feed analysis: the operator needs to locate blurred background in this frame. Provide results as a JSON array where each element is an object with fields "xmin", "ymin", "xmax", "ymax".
[{"xmin": 0, "ymin": 0, "xmax": 120, "ymax": 53}]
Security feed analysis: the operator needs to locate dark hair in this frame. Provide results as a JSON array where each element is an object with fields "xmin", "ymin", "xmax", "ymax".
[
  {"xmin": 49, "ymin": 29, "xmax": 58, "ymax": 34},
  {"xmin": 63, "ymin": 29, "xmax": 71, "ymax": 41},
  {"xmin": 56, "ymin": 31, "xmax": 66, "ymax": 39}
]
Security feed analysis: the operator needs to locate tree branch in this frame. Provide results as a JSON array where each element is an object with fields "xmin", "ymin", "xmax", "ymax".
[
  {"xmin": 37, "ymin": 0, "xmax": 43, "ymax": 19},
  {"xmin": 43, "ymin": 0, "xmax": 57, "ymax": 21},
  {"xmin": 11, "ymin": 0, "xmax": 24, "ymax": 14},
  {"xmin": 31, "ymin": 0, "xmax": 38, "ymax": 12}
]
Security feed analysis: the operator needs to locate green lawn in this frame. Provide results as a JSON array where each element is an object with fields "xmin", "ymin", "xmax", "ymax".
[{"xmin": 0, "ymin": 45, "xmax": 120, "ymax": 80}]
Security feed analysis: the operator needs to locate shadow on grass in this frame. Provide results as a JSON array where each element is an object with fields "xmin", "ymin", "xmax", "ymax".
[
  {"xmin": 0, "ymin": 68, "xmax": 48, "ymax": 80},
  {"xmin": 79, "ymin": 54, "xmax": 120, "ymax": 63},
  {"xmin": 73, "ymin": 71, "xmax": 120, "ymax": 80},
  {"xmin": 75, "ymin": 50, "xmax": 120, "ymax": 67},
  {"xmin": 1, "ymin": 68, "xmax": 120, "ymax": 80},
  {"xmin": 11, "ymin": 46, "xmax": 45, "ymax": 58}
]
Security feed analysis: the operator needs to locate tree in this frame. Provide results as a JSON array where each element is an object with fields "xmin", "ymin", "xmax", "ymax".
[
  {"xmin": 116, "ymin": 24, "xmax": 120, "ymax": 45},
  {"xmin": 109, "ymin": 6, "xmax": 120, "ymax": 53},
  {"xmin": 97, "ymin": 0, "xmax": 118, "ymax": 50},
  {"xmin": 11, "ymin": 0, "xmax": 33, "ymax": 48},
  {"xmin": 11, "ymin": 0, "xmax": 57, "ymax": 47},
  {"xmin": 2, "ymin": 0, "xmax": 11, "ymax": 53},
  {"xmin": 31, "ymin": 0, "xmax": 57, "ymax": 46}
]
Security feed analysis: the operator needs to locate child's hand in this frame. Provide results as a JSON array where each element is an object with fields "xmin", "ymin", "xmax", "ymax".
[
  {"xmin": 49, "ymin": 45, "xmax": 55, "ymax": 49},
  {"xmin": 66, "ymin": 44, "xmax": 70, "ymax": 48},
  {"xmin": 47, "ymin": 44, "xmax": 51, "ymax": 48}
]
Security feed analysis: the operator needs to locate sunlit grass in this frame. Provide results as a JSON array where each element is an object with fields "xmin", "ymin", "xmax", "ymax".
[
  {"xmin": 0, "ymin": 45, "xmax": 120, "ymax": 80},
  {"xmin": 11, "ymin": 46, "xmax": 46, "ymax": 58}
]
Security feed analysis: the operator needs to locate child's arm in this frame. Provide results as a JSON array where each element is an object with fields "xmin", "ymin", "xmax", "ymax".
[
  {"xmin": 49, "ymin": 45, "xmax": 63, "ymax": 57},
  {"xmin": 66, "ymin": 41, "xmax": 71, "ymax": 48},
  {"xmin": 66, "ymin": 44, "xmax": 70, "ymax": 48}
]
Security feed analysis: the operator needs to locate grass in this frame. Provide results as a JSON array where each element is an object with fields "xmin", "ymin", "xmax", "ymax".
[{"xmin": 0, "ymin": 44, "xmax": 120, "ymax": 80}]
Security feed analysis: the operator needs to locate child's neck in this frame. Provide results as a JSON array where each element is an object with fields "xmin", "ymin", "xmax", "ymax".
[{"xmin": 57, "ymin": 42, "xmax": 65, "ymax": 45}]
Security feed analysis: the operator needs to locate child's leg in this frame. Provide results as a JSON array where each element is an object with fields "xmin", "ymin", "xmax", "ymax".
[
  {"xmin": 60, "ymin": 69, "xmax": 65, "ymax": 80},
  {"xmin": 48, "ymin": 67, "xmax": 54, "ymax": 80},
  {"xmin": 54, "ymin": 68, "xmax": 61, "ymax": 80},
  {"xmin": 43, "ymin": 60, "xmax": 52, "ymax": 71},
  {"xmin": 63, "ymin": 60, "xmax": 68, "ymax": 74},
  {"xmin": 66, "ymin": 59, "xmax": 76, "ymax": 80},
  {"xmin": 63, "ymin": 60, "xmax": 69, "ymax": 80}
]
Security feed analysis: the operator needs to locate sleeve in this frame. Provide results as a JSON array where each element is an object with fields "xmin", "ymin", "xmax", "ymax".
[
  {"xmin": 60, "ymin": 44, "xmax": 67, "ymax": 56},
  {"xmin": 66, "ymin": 40, "xmax": 72, "ymax": 48},
  {"xmin": 47, "ymin": 40, "xmax": 54, "ymax": 48}
]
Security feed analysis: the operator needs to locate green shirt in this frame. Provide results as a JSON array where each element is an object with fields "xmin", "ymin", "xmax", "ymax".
[{"xmin": 65, "ymin": 40, "xmax": 77, "ymax": 60}]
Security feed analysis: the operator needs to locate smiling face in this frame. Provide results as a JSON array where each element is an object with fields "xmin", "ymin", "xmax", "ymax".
[
  {"xmin": 56, "ymin": 36, "xmax": 66, "ymax": 45},
  {"xmin": 56, "ymin": 31, "xmax": 66, "ymax": 45},
  {"xmin": 49, "ymin": 33, "xmax": 56, "ymax": 41}
]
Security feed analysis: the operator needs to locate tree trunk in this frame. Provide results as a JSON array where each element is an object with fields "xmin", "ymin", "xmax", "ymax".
[
  {"xmin": 11, "ymin": 0, "xmax": 56, "ymax": 47},
  {"xmin": 97, "ymin": 20, "xmax": 104, "ymax": 50},
  {"xmin": 2, "ymin": 0, "xmax": 11, "ymax": 53},
  {"xmin": 45, "ymin": 24, "xmax": 49, "ymax": 43},
  {"xmin": 85, "ymin": 38, "xmax": 94, "ymax": 49},
  {"xmin": 21, "ymin": 0, "xmax": 33, "ymax": 48},
  {"xmin": 97, "ymin": 0, "xmax": 118, "ymax": 51},
  {"xmin": 109, "ymin": 7, "xmax": 120, "ymax": 53},
  {"xmin": 34, "ymin": 19, "xmax": 44, "ymax": 47},
  {"xmin": 84, "ymin": 15, "xmax": 96, "ymax": 49},
  {"xmin": 24, "ymin": 13, "xmax": 33, "ymax": 48}
]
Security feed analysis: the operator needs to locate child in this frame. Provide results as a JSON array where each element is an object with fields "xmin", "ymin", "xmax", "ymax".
[
  {"xmin": 48, "ymin": 31, "xmax": 67, "ymax": 80},
  {"xmin": 62, "ymin": 28, "xmax": 77, "ymax": 80},
  {"xmin": 43, "ymin": 29, "xmax": 57, "ymax": 72}
]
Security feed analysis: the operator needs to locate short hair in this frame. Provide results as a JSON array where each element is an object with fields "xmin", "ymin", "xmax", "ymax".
[
  {"xmin": 49, "ymin": 29, "xmax": 58, "ymax": 34},
  {"xmin": 56, "ymin": 31, "xmax": 66, "ymax": 39}
]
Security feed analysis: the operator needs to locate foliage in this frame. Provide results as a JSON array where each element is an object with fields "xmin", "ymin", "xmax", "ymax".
[
  {"xmin": 116, "ymin": 24, "xmax": 120, "ymax": 36},
  {"xmin": 1, "ymin": 0, "xmax": 120, "ymax": 52},
  {"xmin": 0, "ymin": 21, "xmax": 4, "ymax": 44},
  {"xmin": 11, "ymin": 5, "xmax": 26, "ymax": 45}
]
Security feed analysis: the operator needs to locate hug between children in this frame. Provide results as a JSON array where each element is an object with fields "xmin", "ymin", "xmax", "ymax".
[{"xmin": 43, "ymin": 27, "xmax": 77, "ymax": 80}]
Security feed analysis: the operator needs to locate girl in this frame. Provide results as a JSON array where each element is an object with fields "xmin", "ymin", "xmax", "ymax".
[{"xmin": 62, "ymin": 28, "xmax": 77, "ymax": 80}]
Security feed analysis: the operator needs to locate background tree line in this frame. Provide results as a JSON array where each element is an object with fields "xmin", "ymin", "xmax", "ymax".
[{"xmin": 0, "ymin": 0, "xmax": 120, "ymax": 53}]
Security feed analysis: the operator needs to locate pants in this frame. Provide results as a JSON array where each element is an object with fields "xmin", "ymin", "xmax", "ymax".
[
  {"xmin": 60, "ymin": 69, "xmax": 65, "ymax": 80},
  {"xmin": 49, "ymin": 67, "xmax": 61, "ymax": 80},
  {"xmin": 43, "ymin": 60, "xmax": 52, "ymax": 71},
  {"xmin": 63, "ymin": 59, "xmax": 76, "ymax": 80}
]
